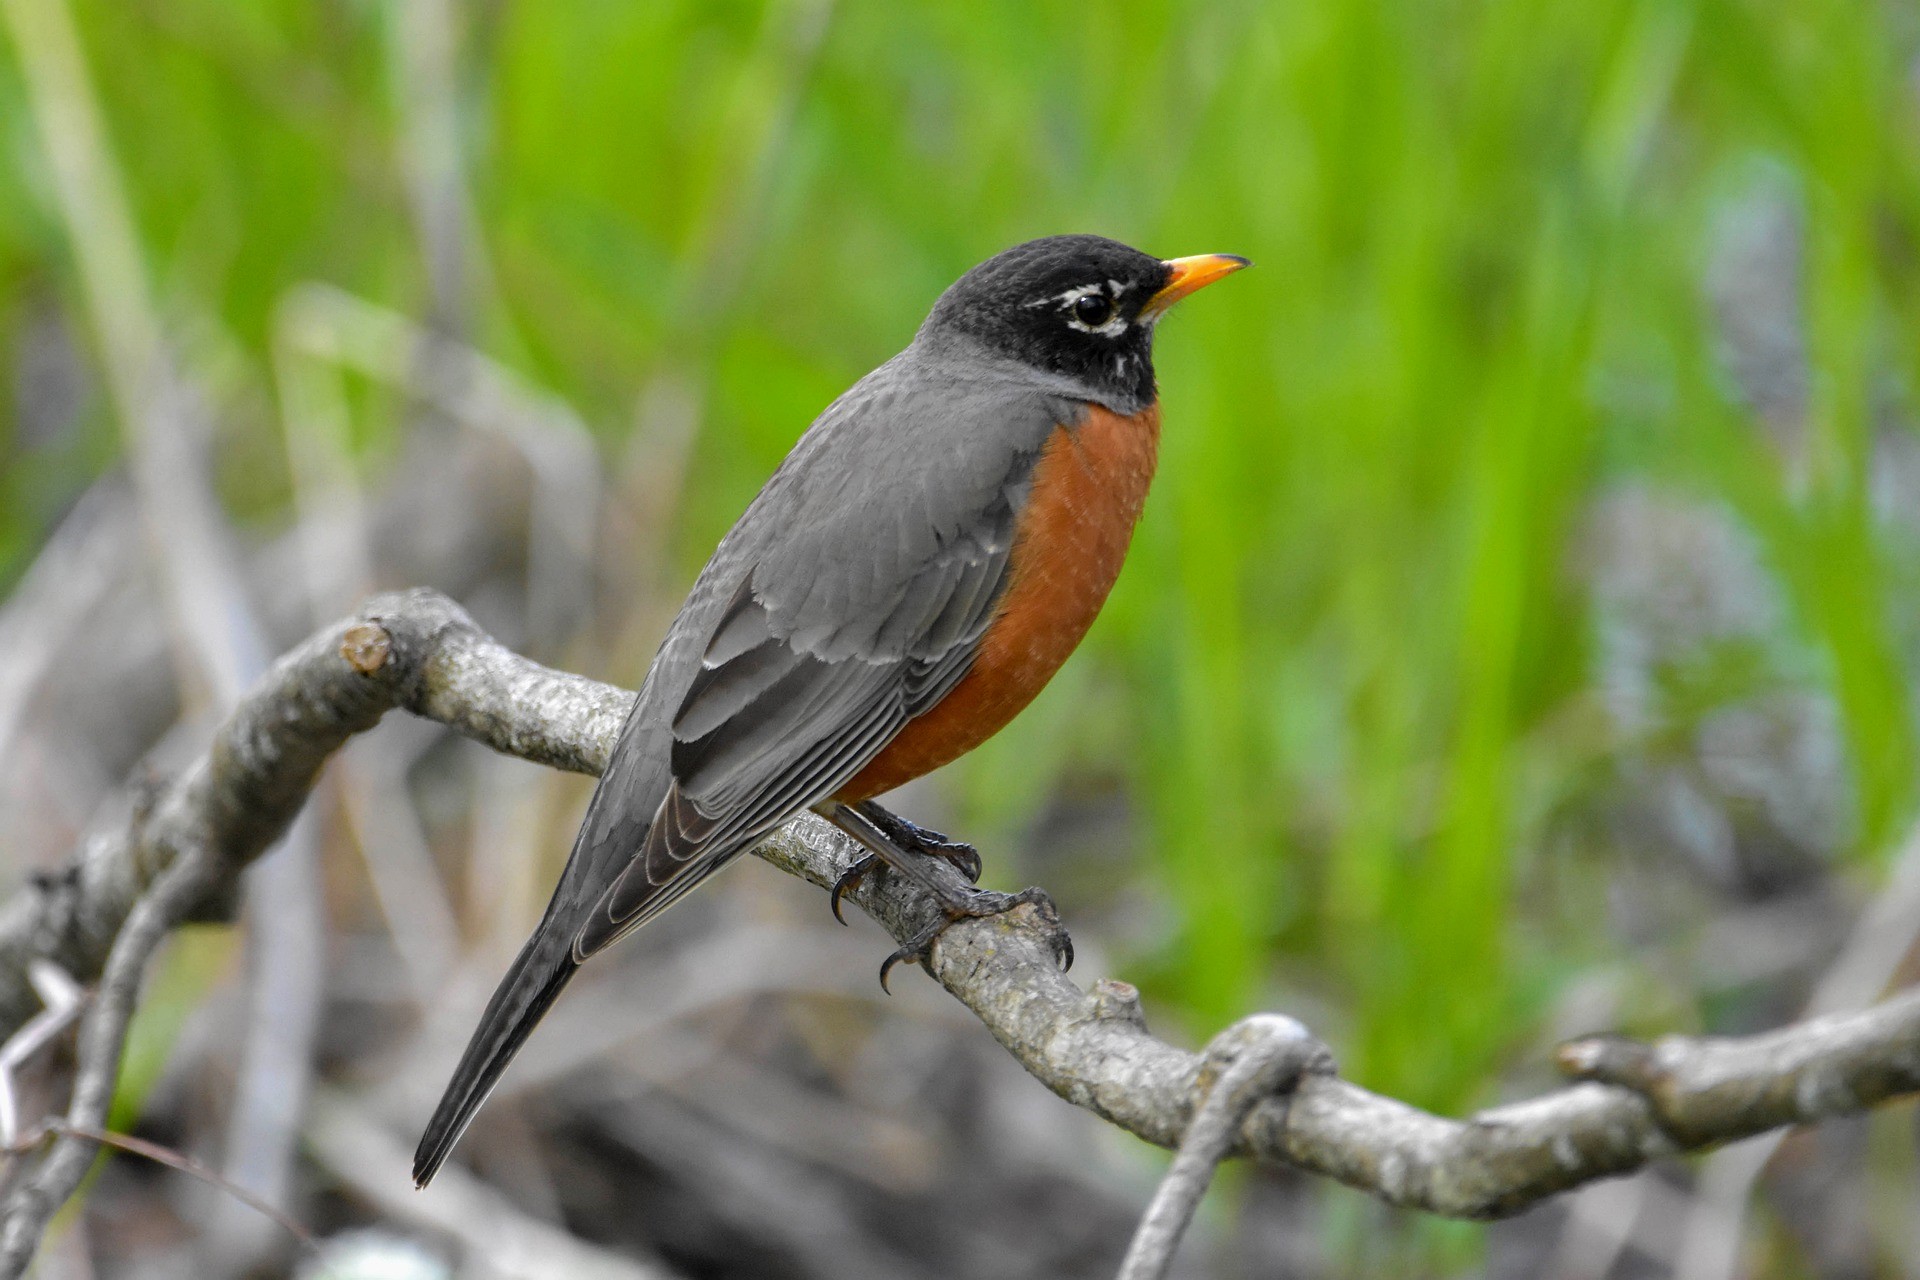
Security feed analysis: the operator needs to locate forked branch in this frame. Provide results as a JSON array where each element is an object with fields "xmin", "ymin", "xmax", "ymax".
[{"xmin": 1, "ymin": 589, "xmax": 1917, "ymax": 1277}]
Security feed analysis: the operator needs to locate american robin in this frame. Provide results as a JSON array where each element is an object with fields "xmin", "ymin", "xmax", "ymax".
[{"xmin": 413, "ymin": 234, "xmax": 1247, "ymax": 1186}]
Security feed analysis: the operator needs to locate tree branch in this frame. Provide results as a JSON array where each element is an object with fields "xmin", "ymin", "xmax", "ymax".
[{"xmin": 2, "ymin": 588, "xmax": 1918, "ymax": 1274}]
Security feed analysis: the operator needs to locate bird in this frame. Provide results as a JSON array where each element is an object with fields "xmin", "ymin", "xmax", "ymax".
[{"xmin": 413, "ymin": 234, "xmax": 1248, "ymax": 1187}]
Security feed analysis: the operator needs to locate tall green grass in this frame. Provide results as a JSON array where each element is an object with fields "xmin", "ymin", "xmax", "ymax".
[{"xmin": 4, "ymin": 0, "xmax": 1920, "ymax": 1258}]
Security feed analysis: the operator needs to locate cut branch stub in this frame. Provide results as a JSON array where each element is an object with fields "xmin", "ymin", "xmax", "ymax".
[{"xmin": 339, "ymin": 622, "xmax": 393, "ymax": 674}]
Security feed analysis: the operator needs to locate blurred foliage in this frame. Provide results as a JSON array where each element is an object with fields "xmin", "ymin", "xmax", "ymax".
[{"xmin": 3, "ymin": 0, "xmax": 1920, "ymax": 1180}]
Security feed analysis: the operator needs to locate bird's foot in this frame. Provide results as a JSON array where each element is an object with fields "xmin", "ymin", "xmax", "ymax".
[
  {"xmin": 826, "ymin": 802, "xmax": 981, "ymax": 925},
  {"xmin": 820, "ymin": 801, "xmax": 1069, "ymax": 987},
  {"xmin": 878, "ymin": 885, "xmax": 1074, "ymax": 992}
]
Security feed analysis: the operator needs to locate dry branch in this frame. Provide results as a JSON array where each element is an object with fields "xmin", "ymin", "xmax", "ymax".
[{"xmin": 2, "ymin": 589, "xmax": 1918, "ymax": 1274}]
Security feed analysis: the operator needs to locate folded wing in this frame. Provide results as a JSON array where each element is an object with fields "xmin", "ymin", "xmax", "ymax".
[{"xmin": 573, "ymin": 489, "xmax": 1022, "ymax": 956}]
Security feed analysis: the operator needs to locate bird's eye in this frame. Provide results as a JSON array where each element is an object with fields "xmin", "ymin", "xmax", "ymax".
[{"xmin": 1071, "ymin": 293, "xmax": 1114, "ymax": 327}]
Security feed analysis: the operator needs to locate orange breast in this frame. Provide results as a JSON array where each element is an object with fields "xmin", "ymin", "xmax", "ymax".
[{"xmin": 836, "ymin": 403, "xmax": 1161, "ymax": 802}]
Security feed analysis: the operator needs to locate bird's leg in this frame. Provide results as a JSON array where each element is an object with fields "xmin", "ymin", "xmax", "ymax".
[
  {"xmin": 819, "ymin": 801, "xmax": 978, "ymax": 924},
  {"xmin": 821, "ymin": 802, "xmax": 1072, "ymax": 991},
  {"xmin": 818, "ymin": 801, "xmax": 980, "ymax": 925},
  {"xmin": 853, "ymin": 800, "xmax": 982, "ymax": 882}
]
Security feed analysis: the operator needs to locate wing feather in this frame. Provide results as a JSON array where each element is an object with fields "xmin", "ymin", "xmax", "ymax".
[{"xmin": 574, "ymin": 533, "xmax": 1017, "ymax": 958}]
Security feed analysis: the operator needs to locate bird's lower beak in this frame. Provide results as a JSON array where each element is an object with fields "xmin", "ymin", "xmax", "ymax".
[{"xmin": 1141, "ymin": 254, "xmax": 1251, "ymax": 319}]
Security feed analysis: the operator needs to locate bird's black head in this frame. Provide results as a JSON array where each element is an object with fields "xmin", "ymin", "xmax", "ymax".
[{"xmin": 920, "ymin": 234, "xmax": 1249, "ymax": 407}]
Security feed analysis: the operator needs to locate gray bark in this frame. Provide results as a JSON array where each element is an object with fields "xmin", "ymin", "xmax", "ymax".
[{"xmin": 3, "ymin": 588, "xmax": 1919, "ymax": 1275}]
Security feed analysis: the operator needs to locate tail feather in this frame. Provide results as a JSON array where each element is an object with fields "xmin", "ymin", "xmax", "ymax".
[
  {"xmin": 412, "ymin": 927, "xmax": 578, "ymax": 1187},
  {"xmin": 417, "ymin": 707, "xmax": 670, "ymax": 1188}
]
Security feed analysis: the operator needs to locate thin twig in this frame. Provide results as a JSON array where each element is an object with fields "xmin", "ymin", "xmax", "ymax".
[
  {"xmin": 27, "ymin": 1121, "xmax": 315, "ymax": 1249},
  {"xmin": 1116, "ymin": 1016, "xmax": 1334, "ymax": 1280},
  {"xmin": 0, "ymin": 844, "xmax": 215, "ymax": 1277},
  {"xmin": 0, "ymin": 963, "xmax": 85, "ymax": 1151}
]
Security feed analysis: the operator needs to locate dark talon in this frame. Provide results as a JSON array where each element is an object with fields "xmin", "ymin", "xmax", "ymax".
[
  {"xmin": 829, "ymin": 854, "xmax": 877, "ymax": 925},
  {"xmin": 878, "ymin": 942, "xmax": 919, "ymax": 993},
  {"xmin": 1012, "ymin": 886, "xmax": 1073, "ymax": 972},
  {"xmin": 876, "ymin": 914, "xmax": 946, "ymax": 993}
]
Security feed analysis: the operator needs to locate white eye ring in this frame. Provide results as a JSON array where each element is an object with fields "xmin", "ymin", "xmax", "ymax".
[{"xmin": 1051, "ymin": 283, "xmax": 1129, "ymax": 337}]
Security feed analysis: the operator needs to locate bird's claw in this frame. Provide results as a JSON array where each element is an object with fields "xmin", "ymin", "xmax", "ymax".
[
  {"xmin": 877, "ymin": 939, "xmax": 924, "ymax": 993},
  {"xmin": 877, "ymin": 885, "xmax": 1073, "ymax": 993},
  {"xmin": 829, "ymin": 854, "xmax": 877, "ymax": 926}
]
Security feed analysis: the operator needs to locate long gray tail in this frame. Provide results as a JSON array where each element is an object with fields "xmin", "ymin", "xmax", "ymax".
[{"xmin": 412, "ymin": 921, "xmax": 578, "ymax": 1187}]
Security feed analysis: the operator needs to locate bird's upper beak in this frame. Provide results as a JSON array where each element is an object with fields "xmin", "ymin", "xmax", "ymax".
[{"xmin": 1141, "ymin": 254, "xmax": 1251, "ymax": 320}]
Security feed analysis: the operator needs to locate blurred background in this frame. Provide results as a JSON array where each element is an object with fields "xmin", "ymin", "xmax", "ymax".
[{"xmin": 1, "ymin": 0, "xmax": 1918, "ymax": 1275}]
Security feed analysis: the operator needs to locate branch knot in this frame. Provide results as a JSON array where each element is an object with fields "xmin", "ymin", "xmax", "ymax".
[{"xmin": 1090, "ymin": 979, "xmax": 1147, "ymax": 1029}]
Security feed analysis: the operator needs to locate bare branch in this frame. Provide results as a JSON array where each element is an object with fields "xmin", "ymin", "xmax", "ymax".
[
  {"xmin": 0, "ymin": 842, "xmax": 217, "ymax": 1274},
  {"xmin": 0, "ymin": 963, "xmax": 85, "ymax": 1150},
  {"xmin": 0, "ymin": 589, "xmax": 1918, "ymax": 1274}
]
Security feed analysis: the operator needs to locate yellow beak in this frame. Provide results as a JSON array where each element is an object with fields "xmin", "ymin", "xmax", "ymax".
[{"xmin": 1141, "ymin": 254, "xmax": 1251, "ymax": 319}]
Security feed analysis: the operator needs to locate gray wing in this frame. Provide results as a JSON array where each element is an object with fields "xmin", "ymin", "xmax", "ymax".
[{"xmin": 571, "ymin": 351, "xmax": 1069, "ymax": 958}]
